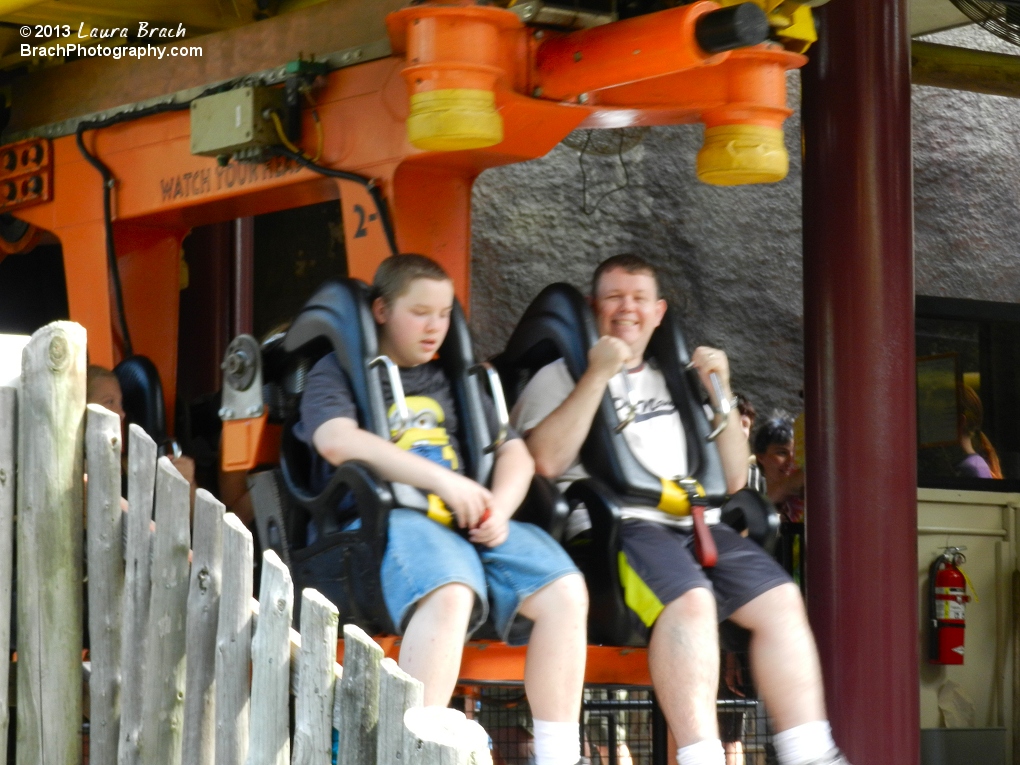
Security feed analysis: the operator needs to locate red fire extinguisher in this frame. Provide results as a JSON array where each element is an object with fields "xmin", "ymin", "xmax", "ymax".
[{"xmin": 928, "ymin": 547, "xmax": 971, "ymax": 665}]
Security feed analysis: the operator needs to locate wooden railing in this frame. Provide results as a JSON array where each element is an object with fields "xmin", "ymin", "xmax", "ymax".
[{"xmin": 0, "ymin": 321, "xmax": 492, "ymax": 765}]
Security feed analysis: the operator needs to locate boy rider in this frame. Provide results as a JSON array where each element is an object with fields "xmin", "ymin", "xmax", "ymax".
[
  {"xmin": 297, "ymin": 254, "xmax": 589, "ymax": 765},
  {"xmin": 511, "ymin": 255, "xmax": 849, "ymax": 765}
]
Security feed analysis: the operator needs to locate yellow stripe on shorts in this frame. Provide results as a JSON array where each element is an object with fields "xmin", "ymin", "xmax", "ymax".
[{"xmin": 618, "ymin": 551, "xmax": 665, "ymax": 628}]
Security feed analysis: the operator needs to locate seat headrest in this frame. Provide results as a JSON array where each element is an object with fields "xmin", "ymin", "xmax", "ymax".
[
  {"xmin": 114, "ymin": 355, "xmax": 168, "ymax": 445},
  {"xmin": 493, "ymin": 283, "xmax": 598, "ymax": 409},
  {"xmin": 276, "ymin": 277, "xmax": 495, "ymax": 484}
]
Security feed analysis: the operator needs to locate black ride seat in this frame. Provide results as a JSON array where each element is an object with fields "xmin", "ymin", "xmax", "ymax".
[
  {"xmin": 115, "ymin": 354, "xmax": 176, "ymax": 456},
  {"xmin": 251, "ymin": 278, "xmax": 567, "ymax": 634},
  {"xmin": 493, "ymin": 283, "xmax": 779, "ymax": 646}
]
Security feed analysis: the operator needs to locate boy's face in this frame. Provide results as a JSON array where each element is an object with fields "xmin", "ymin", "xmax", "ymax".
[
  {"xmin": 373, "ymin": 277, "xmax": 454, "ymax": 367},
  {"xmin": 592, "ymin": 267, "xmax": 667, "ymax": 360}
]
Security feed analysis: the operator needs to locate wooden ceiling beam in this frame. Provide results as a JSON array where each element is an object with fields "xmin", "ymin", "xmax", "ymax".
[{"xmin": 2, "ymin": 0, "xmax": 405, "ymax": 137}]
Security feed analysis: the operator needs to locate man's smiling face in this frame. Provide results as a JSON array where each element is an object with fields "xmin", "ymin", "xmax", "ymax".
[{"xmin": 592, "ymin": 267, "xmax": 667, "ymax": 361}]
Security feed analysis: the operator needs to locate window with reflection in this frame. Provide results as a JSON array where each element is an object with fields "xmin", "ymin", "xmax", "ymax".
[{"xmin": 916, "ymin": 297, "xmax": 1020, "ymax": 490}]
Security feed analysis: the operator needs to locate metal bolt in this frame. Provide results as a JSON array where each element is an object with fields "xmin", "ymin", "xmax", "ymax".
[
  {"xmin": 573, "ymin": 51, "xmax": 582, "ymax": 62},
  {"xmin": 219, "ymin": 407, "xmax": 235, "ymax": 420},
  {"xmin": 532, "ymin": 87, "xmax": 543, "ymax": 98},
  {"xmin": 246, "ymin": 405, "xmax": 263, "ymax": 417},
  {"xmin": 578, "ymin": 93, "xmax": 589, "ymax": 104},
  {"xmin": 534, "ymin": 30, "xmax": 544, "ymax": 39}
]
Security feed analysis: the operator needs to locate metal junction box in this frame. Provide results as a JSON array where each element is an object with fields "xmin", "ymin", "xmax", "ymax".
[{"xmin": 190, "ymin": 86, "xmax": 285, "ymax": 158}]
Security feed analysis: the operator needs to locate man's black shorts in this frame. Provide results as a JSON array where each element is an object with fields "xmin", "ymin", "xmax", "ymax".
[{"xmin": 618, "ymin": 519, "xmax": 792, "ymax": 631}]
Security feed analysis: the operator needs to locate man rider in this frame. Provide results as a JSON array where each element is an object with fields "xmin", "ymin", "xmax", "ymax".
[{"xmin": 511, "ymin": 255, "xmax": 849, "ymax": 765}]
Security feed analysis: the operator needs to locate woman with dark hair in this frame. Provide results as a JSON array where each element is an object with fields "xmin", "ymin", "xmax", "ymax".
[
  {"xmin": 957, "ymin": 386, "xmax": 1002, "ymax": 479},
  {"xmin": 752, "ymin": 412, "xmax": 803, "ymax": 519}
]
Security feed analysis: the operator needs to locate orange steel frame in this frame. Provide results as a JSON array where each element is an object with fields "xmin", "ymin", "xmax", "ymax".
[
  {"xmin": 7, "ymin": 1, "xmax": 803, "ymax": 687},
  {"xmin": 345, "ymin": 637, "xmax": 653, "ymax": 687}
]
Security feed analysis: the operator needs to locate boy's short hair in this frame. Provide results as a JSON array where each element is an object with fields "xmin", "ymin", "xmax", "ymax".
[
  {"xmin": 752, "ymin": 411, "xmax": 795, "ymax": 455},
  {"xmin": 372, "ymin": 253, "xmax": 450, "ymax": 306},
  {"xmin": 592, "ymin": 254, "xmax": 660, "ymax": 297}
]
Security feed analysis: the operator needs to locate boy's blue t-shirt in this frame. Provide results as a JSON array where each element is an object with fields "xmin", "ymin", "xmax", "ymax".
[{"xmin": 295, "ymin": 351, "xmax": 516, "ymax": 498}]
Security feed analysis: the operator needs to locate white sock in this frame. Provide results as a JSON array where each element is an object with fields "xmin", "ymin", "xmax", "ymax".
[
  {"xmin": 772, "ymin": 721, "xmax": 836, "ymax": 765},
  {"xmin": 676, "ymin": 738, "xmax": 725, "ymax": 765},
  {"xmin": 532, "ymin": 719, "xmax": 579, "ymax": 765}
]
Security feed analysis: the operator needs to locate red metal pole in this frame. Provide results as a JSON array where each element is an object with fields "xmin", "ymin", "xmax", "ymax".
[{"xmin": 801, "ymin": 0, "xmax": 918, "ymax": 762}]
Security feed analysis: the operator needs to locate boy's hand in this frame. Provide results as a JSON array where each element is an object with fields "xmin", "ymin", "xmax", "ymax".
[
  {"xmin": 434, "ymin": 471, "xmax": 493, "ymax": 529},
  {"xmin": 468, "ymin": 502, "xmax": 511, "ymax": 548}
]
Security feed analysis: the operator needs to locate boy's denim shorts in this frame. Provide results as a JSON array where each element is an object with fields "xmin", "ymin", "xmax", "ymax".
[{"xmin": 376, "ymin": 508, "xmax": 580, "ymax": 646}]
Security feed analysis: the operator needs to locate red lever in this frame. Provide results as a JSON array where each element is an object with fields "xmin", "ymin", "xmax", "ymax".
[{"xmin": 691, "ymin": 505, "xmax": 718, "ymax": 568}]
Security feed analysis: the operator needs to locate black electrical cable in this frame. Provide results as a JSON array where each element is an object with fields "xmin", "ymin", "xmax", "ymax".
[
  {"xmin": 75, "ymin": 125, "xmax": 136, "ymax": 357},
  {"xmin": 73, "ymin": 82, "xmax": 241, "ymax": 357},
  {"xmin": 269, "ymin": 146, "xmax": 399, "ymax": 256},
  {"xmin": 71, "ymin": 80, "xmax": 397, "ymax": 357},
  {"xmin": 579, "ymin": 128, "xmax": 632, "ymax": 216}
]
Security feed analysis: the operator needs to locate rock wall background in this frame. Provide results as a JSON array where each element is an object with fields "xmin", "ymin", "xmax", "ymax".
[{"xmin": 469, "ymin": 24, "xmax": 1020, "ymax": 419}]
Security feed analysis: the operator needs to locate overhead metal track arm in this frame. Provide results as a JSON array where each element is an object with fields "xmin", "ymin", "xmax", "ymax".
[{"xmin": 911, "ymin": 40, "xmax": 1020, "ymax": 98}]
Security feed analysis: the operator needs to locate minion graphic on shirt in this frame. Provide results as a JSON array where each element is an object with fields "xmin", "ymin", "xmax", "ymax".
[
  {"xmin": 389, "ymin": 396, "xmax": 459, "ymax": 471},
  {"xmin": 389, "ymin": 396, "xmax": 459, "ymax": 527}
]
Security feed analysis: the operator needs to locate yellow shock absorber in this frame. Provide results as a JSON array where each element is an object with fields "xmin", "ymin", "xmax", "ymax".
[
  {"xmin": 657, "ymin": 479, "xmax": 706, "ymax": 516},
  {"xmin": 427, "ymin": 493, "xmax": 455, "ymax": 527}
]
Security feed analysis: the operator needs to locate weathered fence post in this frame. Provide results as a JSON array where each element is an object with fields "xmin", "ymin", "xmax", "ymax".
[
  {"xmin": 247, "ymin": 550, "xmax": 293, "ymax": 765},
  {"xmin": 86, "ymin": 404, "xmax": 126, "ymax": 765},
  {"xmin": 119, "ymin": 424, "xmax": 157, "ymax": 765},
  {"xmin": 139, "ymin": 458, "xmax": 192, "ymax": 765},
  {"xmin": 338, "ymin": 624, "xmax": 383, "ymax": 765},
  {"xmin": 292, "ymin": 589, "xmax": 340, "ymax": 765},
  {"xmin": 0, "ymin": 386, "xmax": 16, "ymax": 752},
  {"xmin": 402, "ymin": 707, "xmax": 493, "ymax": 765},
  {"xmin": 16, "ymin": 322, "xmax": 86, "ymax": 765},
  {"xmin": 215, "ymin": 514, "xmax": 254, "ymax": 765},
  {"xmin": 182, "ymin": 490, "xmax": 225, "ymax": 765},
  {"xmin": 376, "ymin": 659, "xmax": 423, "ymax": 765}
]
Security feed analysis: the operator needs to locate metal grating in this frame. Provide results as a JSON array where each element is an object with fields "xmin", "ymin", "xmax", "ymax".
[{"xmin": 460, "ymin": 678, "xmax": 776, "ymax": 765}]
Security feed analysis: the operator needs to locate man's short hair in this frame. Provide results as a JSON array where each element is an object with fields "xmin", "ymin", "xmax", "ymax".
[
  {"xmin": 591, "ymin": 254, "xmax": 659, "ymax": 297},
  {"xmin": 372, "ymin": 253, "xmax": 450, "ymax": 306},
  {"xmin": 735, "ymin": 392, "xmax": 756, "ymax": 425},
  {"xmin": 752, "ymin": 411, "xmax": 795, "ymax": 455}
]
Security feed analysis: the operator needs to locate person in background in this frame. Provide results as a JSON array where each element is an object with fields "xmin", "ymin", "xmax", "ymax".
[
  {"xmin": 957, "ymin": 385, "xmax": 1002, "ymax": 479},
  {"xmin": 86, "ymin": 364, "xmax": 198, "ymax": 508},
  {"xmin": 752, "ymin": 413, "xmax": 803, "ymax": 523},
  {"xmin": 735, "ymin": 393, "xmax": 764, "ymax": 495}
]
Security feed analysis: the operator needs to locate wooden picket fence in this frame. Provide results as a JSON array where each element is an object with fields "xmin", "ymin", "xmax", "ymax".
[{"xmin": 0, "ymin": 321, "xmax": 492, "ymax": 765}]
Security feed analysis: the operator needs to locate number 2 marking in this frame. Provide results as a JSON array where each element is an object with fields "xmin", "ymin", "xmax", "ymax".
[{"xmin": 353, "ymin": 204, "xmax": 368, "ymax": 238}]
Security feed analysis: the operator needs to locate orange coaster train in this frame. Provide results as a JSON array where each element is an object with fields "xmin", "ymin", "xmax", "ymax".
[{"xmin": 2, "ymin": 0, "xmax": 809, "ymax": 691}]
